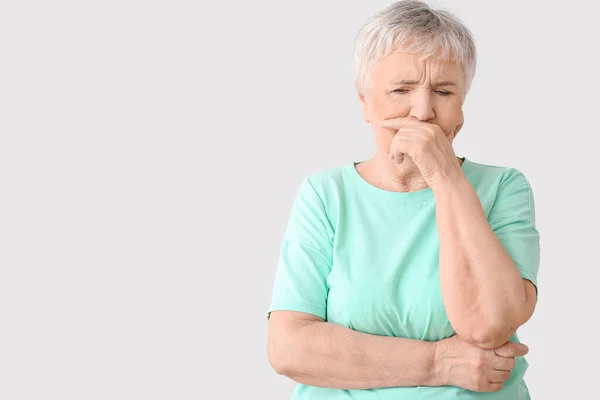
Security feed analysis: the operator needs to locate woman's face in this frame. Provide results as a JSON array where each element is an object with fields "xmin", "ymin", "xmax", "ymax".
[{"xmin": 358, "ymin": 51, "xmax": 467, "ymax": 156}]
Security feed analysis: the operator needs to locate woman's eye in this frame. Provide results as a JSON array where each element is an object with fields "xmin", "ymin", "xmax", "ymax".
[{"xmin": 393, "ymin": 89, "xmax": 452, "ymax": 96}]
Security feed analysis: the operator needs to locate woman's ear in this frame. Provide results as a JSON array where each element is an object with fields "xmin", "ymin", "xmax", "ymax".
[{"xmin": 356, "ymin": 87, "xmax": 370, "ymax": 123}]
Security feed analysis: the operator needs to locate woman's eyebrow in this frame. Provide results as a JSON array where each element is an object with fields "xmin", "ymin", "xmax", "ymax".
[
  {"xmin": 391, "ymin": 79, "xmax": 421, "ymax": 85},
  {"xmin": 433, "ymin": 81, "xmax": 457, "ymax": 87}
]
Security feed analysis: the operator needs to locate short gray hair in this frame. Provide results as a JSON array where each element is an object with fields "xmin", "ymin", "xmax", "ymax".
[{"xmin": 353, "ymin": 0, "xmax": 477, "ymax": 95}]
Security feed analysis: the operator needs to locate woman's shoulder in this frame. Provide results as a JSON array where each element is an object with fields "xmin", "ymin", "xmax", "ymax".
[
  {"xmin": 305, "ymin": 163, "xmax": 349, "ymax": 183},
  {"xmin": 463, "ymin": 157, "xmax": 530, "ymax": 186},
  {"xmin": 299, "ymin": 163, "xmax": 351, "ymax": 194},
  {"xmin": 463, "ymin": 158, "xmax": 536, "ymax": 213},
  {"xmin": 286, "ymin": 164, "xmax": 353, "ymax": 215}
]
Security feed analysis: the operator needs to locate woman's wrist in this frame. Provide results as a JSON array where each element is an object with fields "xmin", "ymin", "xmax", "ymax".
[
  {"xmin": 389, "ymin": 339, "xmax": 443, "ymax": 387},
  {"xmin": 432, "ymin": 340, "xmax": 449, "ymax": 386}
]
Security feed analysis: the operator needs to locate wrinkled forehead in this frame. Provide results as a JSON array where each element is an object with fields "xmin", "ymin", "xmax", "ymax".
[{"xmin": 373, "ymin": 51, "xmax": 466, "ymax": 86}]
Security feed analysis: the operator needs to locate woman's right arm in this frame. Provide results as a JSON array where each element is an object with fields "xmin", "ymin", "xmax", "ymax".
[
  {"xmin": 268, "ymin": 310, "xmax": 437, "ymax": 390},
  {"xmin": 268, "ymin": 310, "xmax": 529, "ymax": 392}
]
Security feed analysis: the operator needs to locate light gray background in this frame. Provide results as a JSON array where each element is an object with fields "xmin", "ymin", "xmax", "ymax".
[{"xmin": 0, "ymin": 0, "xmax": 597, "ymax": 399}]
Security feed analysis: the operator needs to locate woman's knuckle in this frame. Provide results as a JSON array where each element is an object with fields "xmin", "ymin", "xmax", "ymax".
[{"xmin": 476, "ymin": 352, "xmax": 487, "ymax": 366}]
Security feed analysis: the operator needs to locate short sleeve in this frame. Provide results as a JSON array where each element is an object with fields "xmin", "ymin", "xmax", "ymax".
[
  {"xmin": 488, "ymin": 170, "xmax": 540, "ymax": 293},
  {"xmin": 267, "ymin": 178, "xmax": 334, "ymax": 320}
]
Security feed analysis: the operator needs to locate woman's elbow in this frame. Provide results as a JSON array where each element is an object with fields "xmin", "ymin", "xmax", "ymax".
[
  {"xmin": 267, "ymin": 311, "xmax": 319, "ymax": 376},
  {"xmin": 268, "ymin": 338, "xmax": 292, "ymax": 375}
]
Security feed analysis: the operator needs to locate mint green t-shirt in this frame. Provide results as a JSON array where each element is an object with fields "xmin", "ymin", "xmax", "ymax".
[{"xmin": 268, "ymin": 157, "xmax": 540, "ymax": 400}]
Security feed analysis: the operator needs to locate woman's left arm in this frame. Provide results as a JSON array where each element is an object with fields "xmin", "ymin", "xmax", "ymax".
[
  {"xmin": 433, "ymin": 173, "xmax": 538, "ymax": 349},
  {"xmin": 382, "ymin": 117, "xmax": 540, "ymax": 349}
]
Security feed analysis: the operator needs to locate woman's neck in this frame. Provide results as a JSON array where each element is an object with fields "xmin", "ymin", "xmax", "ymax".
[{"xmin": 355, "ymin": 153, "xmax": 463, "ymax": 193}]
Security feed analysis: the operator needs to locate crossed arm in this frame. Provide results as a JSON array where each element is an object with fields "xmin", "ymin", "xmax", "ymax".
[
  {"xmin": 434, "ymin": 173, "xmax": 537, "ymax": 349},
  {"xmin": 268, "ymin": 311, "xmax": 439, "ymax": 390}
]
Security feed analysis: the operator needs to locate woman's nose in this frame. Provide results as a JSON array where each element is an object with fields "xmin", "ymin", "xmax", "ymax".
[{"xmin": 409, "ymin": 90, "xmax": 435, "ymax": 121}]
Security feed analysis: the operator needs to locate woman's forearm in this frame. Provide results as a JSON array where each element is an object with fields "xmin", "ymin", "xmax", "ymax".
[
  {"xmin": 268, "ymin": 317, "xmax": 439, "ymax": 390},
  {"xmin": 432, "ymin": 174, "xmax": 531, "ymax": 348}
]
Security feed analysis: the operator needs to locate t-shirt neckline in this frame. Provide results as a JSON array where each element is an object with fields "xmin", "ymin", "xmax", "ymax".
[{"xmin": 344, "ymin": 157, "xmax": 472, "ymax": 203}]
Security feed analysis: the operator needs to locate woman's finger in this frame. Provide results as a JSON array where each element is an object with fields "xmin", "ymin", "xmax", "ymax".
[
  {"xmin": 491, "ymin": 354, "xmax": 515, "ymax": 371},
  {"xmin": 380, "ymin": 117, "xmax": 421, "ymax": 130},
  {"xmin": 494, "ymin": 342, "xmax": 528, "ymax": 358}
]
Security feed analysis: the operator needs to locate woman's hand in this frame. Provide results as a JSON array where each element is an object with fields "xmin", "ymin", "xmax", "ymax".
[
  {"xmin": 380, "ymin": 117, "xmax": 461, "ymax": 187},
  {"xmin": 434, "ymin": 335, "xmax": 529, "ymax": 392}
]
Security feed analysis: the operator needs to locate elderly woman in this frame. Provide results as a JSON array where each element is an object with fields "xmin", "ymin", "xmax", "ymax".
[{"xmin": 266, "ymin": 1, "xmax": 540, "ymax": 399}]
